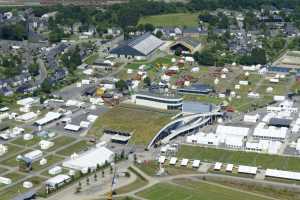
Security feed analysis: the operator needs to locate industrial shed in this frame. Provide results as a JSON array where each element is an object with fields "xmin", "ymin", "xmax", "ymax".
[
  {"xmin": 110, "ymin": 33, "xmax": 164, "ymax": 59},
  {"xmin": 268, "ymin": 118, "xmax": 292, "ymax": 128},
  {"xmin": 169, "ymin": 37, "xmax": 202, "ymax": 54}
]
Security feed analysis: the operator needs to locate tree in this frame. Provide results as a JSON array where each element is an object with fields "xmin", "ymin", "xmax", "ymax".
[
  {"xmin": 144, "ymin": 23, "xmax": 155, "ymax": 32},
  {"xmin": 155, "ymin": 30, "xmax": 163, "ymax": 38},
  {"xmin": 244, "ymin": 12, "xmax": 258, "ymax": 30},
  {"xmin": 41, "ymin": 79, "xmax": 52, "ymax": 94},
  {"xmin": 143, "ymin": 76, "xmax": 151, "ymax": 87},
  {"xmin": 110, "ymin": 165, "xmax": 113, "ymax": 174},
  {"xmin": 28, "ymin": 61, "xmax": 40, "ymax": 76},
  {"xmin": 193, "ymin": 50, "xmax": 215, "ymax": 66},
  {"xmin": 133, "ymin": 154, "xmax": 137, "ymax": 163},
  {"xmin": 115, "ymin": 79, "xmax": 128, "ymax": 91},
  {"xmin": 94, "ymin": 173, "xmax": 98, "ymax": 181}
]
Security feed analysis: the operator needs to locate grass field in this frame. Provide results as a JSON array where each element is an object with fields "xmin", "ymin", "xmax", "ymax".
[
  {"xmin": 0, "ymin": 144, "xmax": 23, "ymax": 160},
  {"xmin": 139, "ymin": 13, "xmax": 199, "ymax": 27},
  {"xmin": 31, "ymin": 154, "xmax": 65, "ymax": 172},
  {"xmin": 210, "ymin": 178, "xmax": 300, "ymax": 200},
  {"xmin": 137, "ymin": 179, "xmax": 270, "ymax": 200},
  {"xmin": 136, "ymin": 161, "xmax": 197, "ymax": 176},
  {"xmin": 11, "ymin": 136, "xmax": 41, "ymax": 147},
  {"xmin": 125, "ymin": 55, "xmax": 175, "ymax": 69},
  {"xmin": 0, "ymin": 176, "xmax": 46, "ymax": 200},
  {"xmin": 47, "ymin": 135, "xmax": 77, "ymax": 152},
  {"xmin": 88, "ymin": 104, "xmax": 176, "ymax": 145},
  {"xmin": 84, "ymin": 53, "xmax": 99, "ymax": 65},
  {"xmin": 56, "ymin": 140, "xmax": 90, "ymax": 156},
  {"xmin": 177, "ymin": 145, "xmax": 300, "ymax": 171},
  {"xmin": 115, "ymin": 167, "xmax": 148, "ymax": 195}
]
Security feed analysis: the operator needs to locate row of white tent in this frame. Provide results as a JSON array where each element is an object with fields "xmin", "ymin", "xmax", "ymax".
[
  {"xmin": 158, "ymin": 156, "xmax": 200, "ymax": 168},
  {"xmin": 214, "ymin": 162, "xmax": 300, "ymax": 181},
  {"xmin": 213, "ymin": 162, "xmax": 258, "ymax": 175}
]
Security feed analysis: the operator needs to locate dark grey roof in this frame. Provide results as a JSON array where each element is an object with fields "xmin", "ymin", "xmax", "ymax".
[
  {"xmin": 269, "ymin": 118, "xmax": 292, "ymax": 127},
  {"xmin": 181, "ymin": 37, "xmax": 201, "ymax": 48},
  {"xmin": 178, "ymin": 84, "xmax": 213, "ymax": 94},
  {"xmin": 13, "ymin": 190, "xmax": 36, "ymax": 200},
  {"xmin": 183, "ymin": 27, "xmax": 200, "ymax": 34},
  {"xmin": 137, "ymin": 90, "xmax": 182, "ymax": 100}
]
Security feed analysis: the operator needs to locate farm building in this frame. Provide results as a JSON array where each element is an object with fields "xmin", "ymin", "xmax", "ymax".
[
  {"xmin": 110, "ymin": 32, "xmax": 164, "ymax": 59},
  {"xmin": 169, "ymin": 37, "xmax": 201, "ymax": 54}
]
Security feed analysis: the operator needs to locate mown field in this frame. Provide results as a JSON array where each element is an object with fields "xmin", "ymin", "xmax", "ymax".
[
  {"xmin": 177, "ymin": 145, "xmax": 300, "ymax": 171},
  {"xmin": 88, "ymin": 104, "xmax": 177, "ymax": 145},
  {"xmin": 137, "ymin": 179, "xmax": 270, "ymax": 200},
  {"xmin": 138, "ymin": 13, "xmax": 199, "ymax": 27}
]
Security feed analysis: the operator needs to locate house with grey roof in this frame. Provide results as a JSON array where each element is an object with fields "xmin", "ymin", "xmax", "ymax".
[{"xmin": 110, "ymin": 32, "xmax": 164, "ymax": 60}]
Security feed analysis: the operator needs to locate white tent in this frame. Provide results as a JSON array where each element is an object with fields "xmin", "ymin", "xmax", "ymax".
[
  {"xmin": 63, "ymin": 146, "xmax": 114, "ymax": 170},
  {"xmin": 192, "ymin": 160, "xmax": 200, "ymax": 168},
  {"xmin": 169, "ymin": 157, "xmax": 177, "ymax": 165}
]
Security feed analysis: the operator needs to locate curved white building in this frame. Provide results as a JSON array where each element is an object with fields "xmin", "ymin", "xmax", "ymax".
[{"xmin": 132, "ymin": 92, "xmax": 183, "ymax": 110}]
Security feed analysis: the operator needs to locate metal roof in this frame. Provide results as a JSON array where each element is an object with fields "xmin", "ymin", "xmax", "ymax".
[
  {"xmin": 110, "ymin": 33, "xmax": 164, "ymax": 56},
  {"xmin": 182, "ymin": 101, "xmax": 213, "ymax": 114},
  {"xmin": 269, "ymin": 118, "xmax": 292, "ymax": 127}
]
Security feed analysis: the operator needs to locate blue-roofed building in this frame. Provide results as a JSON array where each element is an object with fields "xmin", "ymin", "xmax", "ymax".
[
  {"xmin": 268, "ymin": 66, "xmax": 290, "ymax": 73},
  {"xmin": 178, "ymin": 84, "xmax": 213, "ymax": 95},
  {"xmin": 110, "ymin": 32, "xmax": 164, "ymax": 60}
]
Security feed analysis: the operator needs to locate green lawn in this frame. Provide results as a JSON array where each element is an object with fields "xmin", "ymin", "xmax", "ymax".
[
  {"xmin": 136, "ymin": 161, "xmax": 197, "ymax": 176},
  {"xmin": 115, "ymin": 167, "xmax": 148, "ymax": 195},
  {"xmin": 1, "ymin": 149, "xmax": 33, "ymax": 167},
  {"xmin": 177, "ymin": 145, "xmax": 300, "ymax": 171},
  {"xmin": 11, "ymin": 136, "xmax": 41, "ymax": 147},
  {"xmin": 31, "ymin": 154, "xmax": 65, "ymax": 172},
  {"xmin": 88, "ymin": 104, "xmax": 176, "ymax": 145},
  {"xmin": 1, "ymin": 144, "xmax": 23, "ymax": 160},
  {"xmin": 137, "ymin": 180, "xmax": 270, "ymax": 200},
  {"xmin": 56, "ymin": 140, "xmax": 90, "ymax": 156},
  {"xmin": 211, "ymin": 178, "xmax": 300, "ymax": 200},
  {"xmin": 0, "ymin": 176, "xmax": 46, "ymax": 200},
  {"xmin": 0, "ymin": 167, "xmax": 8, "ymax": 175},
  {"xmin": 125, "ymin": 56, "xmax": 175, "ymax": 70},
  {"xmin": 4, "ymin": 172, "xmax": 26, "ymax": 182},
  {"xmin": 139, "ymin": 13, "xmax": 199, "ymax": 27},
  {"xmin": 84, "ymin": 53, "xmax": 99, "ymax": 65},
  {"xmin": 47, "ymin": 136, "xmax": 77, "ymax": 152}
]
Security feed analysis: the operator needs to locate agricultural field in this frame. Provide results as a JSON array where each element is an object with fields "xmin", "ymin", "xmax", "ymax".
[
  {"xmin": 177, "ymin": 145, "xmax": 300, "ymax": 171},
  {"xmin": 137, "ymin": 179, "xmax": 271, "ymax": 200},
  {"xmin": 88, "ymin": 104, "xmax": 177, "ymax": 145},
  {"xmin": 138, "ymin": 13, "xmax": 199, "ymax": 27}
]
